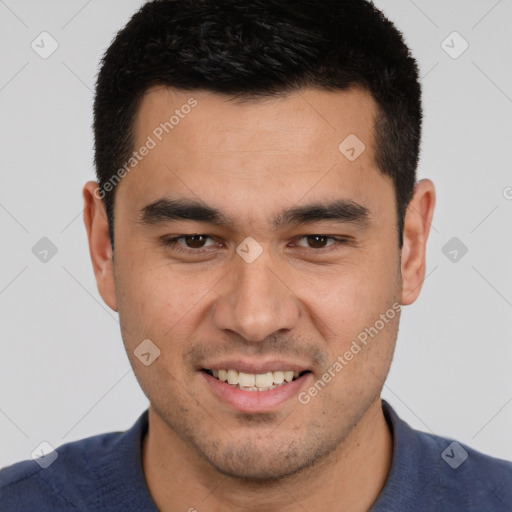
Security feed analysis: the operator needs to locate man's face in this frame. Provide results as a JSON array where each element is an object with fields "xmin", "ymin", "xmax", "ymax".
[{"xmin": 110, "ymin": 86, "xmax": 402, "ymax": 479}]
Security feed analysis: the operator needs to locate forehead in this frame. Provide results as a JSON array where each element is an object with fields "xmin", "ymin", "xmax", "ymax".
[
  {"xmin": 136, "ymin": 85, "xmax": 377, "ymax": 155},
  {"xmin": 116, "ymin": 85, "xmax": 394, "ymax": 233}
]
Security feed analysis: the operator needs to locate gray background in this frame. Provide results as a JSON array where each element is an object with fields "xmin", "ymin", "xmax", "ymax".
[{"xmin": 0, "ymin": 0, "xmax": 511, "ymax": 468}]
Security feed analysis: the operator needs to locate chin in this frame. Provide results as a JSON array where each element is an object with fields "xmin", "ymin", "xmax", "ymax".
[{"xmin": 200, "ymin": 437, "xmax": 331, "ymax": 482}]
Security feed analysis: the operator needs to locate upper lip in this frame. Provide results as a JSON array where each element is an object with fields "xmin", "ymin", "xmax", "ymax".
[{"xmin": 201, "ymin": 360, "xmax": 311, "ymax": 375}]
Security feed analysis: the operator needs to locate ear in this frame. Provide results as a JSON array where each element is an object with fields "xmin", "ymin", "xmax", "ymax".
[
  {"xmin": 83, "ymin": 181, "xmax": 118, "ymax": 312},
  {"xmin": 400, "ymin": 179, "xmax": 436, "ymax": 305}
]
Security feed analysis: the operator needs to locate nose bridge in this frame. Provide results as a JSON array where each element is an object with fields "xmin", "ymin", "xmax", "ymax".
[{"xmin": 213, "ymin": 248, "xmax": 300, "ymax": 342}]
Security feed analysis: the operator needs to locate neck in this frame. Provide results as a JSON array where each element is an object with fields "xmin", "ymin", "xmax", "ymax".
[{"xmin": 142, "ymin": 397, "xmax": 393, "ymax": 512}]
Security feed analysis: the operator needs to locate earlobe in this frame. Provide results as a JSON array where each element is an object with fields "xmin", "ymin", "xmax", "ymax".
[
  {"xmin": 400, "ymin": 179, "xmax": 436, "ymax": 306},
  {"xmin": 83, "ymin": 181, "xmax": 118, "ymax": 312}
]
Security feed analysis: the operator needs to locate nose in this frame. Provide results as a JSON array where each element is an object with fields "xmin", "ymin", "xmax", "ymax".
[{"xmin": 212, "ymin": 248, "xmax": 300, "ymax": 343}]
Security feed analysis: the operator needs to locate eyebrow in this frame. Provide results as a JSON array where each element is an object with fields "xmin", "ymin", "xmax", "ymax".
[{"xmin": 137, "ymin": 197, "xmax": 371, "ymax": 230}]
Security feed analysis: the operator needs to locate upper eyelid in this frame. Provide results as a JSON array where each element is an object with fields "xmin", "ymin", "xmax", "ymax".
[
  {"xmin": 164, "ymin": 234, "xmax": 351, "ymax": 248},
  {"xmin": 293, "ymin": 235, "xmax": 342, "ymax": 243},
  {"xmin": 167, "ymin": 234, "xmax": 218, "ymax": 246},
  {"xmin": 166, "ymin": 234, "xmax": 348, "ymax": 240}
]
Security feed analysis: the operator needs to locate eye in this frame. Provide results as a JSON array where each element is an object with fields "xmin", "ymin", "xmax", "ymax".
[
  {"xmin": 163, "ymin": 234, "xmax": 219, "ymax": 252},
  {"xmin": 294, "ymin": 235, "xmax": 342, "ymax": 249}
]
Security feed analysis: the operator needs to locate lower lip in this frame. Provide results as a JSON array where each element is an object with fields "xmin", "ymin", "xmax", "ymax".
[{"xmin": 201, "ymin": 371, "xmax": 312, "ymax": 413}]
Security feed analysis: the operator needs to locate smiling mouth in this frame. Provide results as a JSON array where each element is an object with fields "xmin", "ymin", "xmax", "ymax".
[{"xmin": 202, "ymin": 369, "xmax": 310, "ymax": 391}]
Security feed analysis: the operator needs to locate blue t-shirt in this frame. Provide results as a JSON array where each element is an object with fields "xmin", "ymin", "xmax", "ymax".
[{"xmin": 1, "ymin": 400, "xmax": 511, "ymax": 511}]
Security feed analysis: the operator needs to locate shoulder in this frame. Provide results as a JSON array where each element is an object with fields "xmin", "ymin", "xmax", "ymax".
[
  {"xmin": 0, "ymin": 430, "xmax": 123, "ymax": 511},
  {"xmin": 379, "ymin": 400, "xmax": 512, "ymax": 511},
  {"xmin": 417, "ymin": 426, "xmax": 512, "ymax": 507}
]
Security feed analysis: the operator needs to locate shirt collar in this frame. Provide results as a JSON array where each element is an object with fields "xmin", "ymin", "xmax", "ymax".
[{"xmin": 370, "ymin": 399, "xmax": 437, "ymax": 511}]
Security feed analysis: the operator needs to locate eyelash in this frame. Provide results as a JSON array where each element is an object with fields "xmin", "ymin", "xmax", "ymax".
[{"xmin": 161, "ymin": 234, "xmax": 351, "ymax": 255}]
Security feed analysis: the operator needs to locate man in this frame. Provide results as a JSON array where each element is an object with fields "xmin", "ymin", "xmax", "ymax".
[{"xmin": 1, "ymin": 0, "xmax": 511, "ymax": 510}]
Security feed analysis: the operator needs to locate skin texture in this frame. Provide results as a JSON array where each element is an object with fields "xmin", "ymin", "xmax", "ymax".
[{"xmin": 83, "ymin": 86, "xmax": 435, "ymax": 511}]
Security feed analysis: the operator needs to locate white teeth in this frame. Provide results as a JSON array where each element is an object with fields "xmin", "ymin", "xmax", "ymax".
[
  {"xmin": 273, "ymin": 371, "xmax": 284, "ymax": 384},
  {"xmin": 238, "ymin": 372, "xmax": 255, "ymax": 387},
  {"xmin": 284, "ymin": 371, "xmax": 294, "ymax": 383},
  {"xmin": 227, "ymin": 369, "xmax": 239, "ymax": 385},
  {"xmin": 209, "ymin": 369, "xmax": 303, "ymax": 390},
  {"xmin": 255, "ymin": 372, "xmax": 274, "ymax": 388}
]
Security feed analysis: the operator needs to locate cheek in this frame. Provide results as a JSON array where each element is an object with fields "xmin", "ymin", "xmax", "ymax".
[
  {"xmin": 115, "ymin": 258, "xmax": 222, "ymax": 344},
  {"xmin": 300, "ymin": 253, "xmax": 399, "ymax": 338}
]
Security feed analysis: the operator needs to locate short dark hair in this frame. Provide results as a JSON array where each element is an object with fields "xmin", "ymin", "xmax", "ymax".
[{"xmin": 94, "ymin": 0, "xmax": 422, "ymax": 249}]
